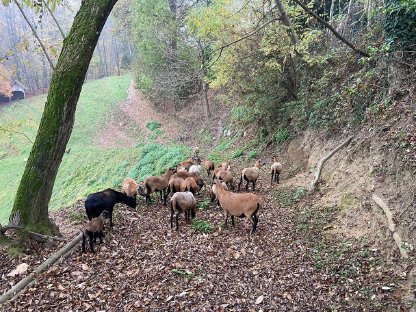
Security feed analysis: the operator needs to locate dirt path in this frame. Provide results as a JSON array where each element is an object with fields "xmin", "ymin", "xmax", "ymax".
[
  {"xmin": 97, "ymin": 80, "xmax": 182, "ymax": 148},
  {"xmin": 1, "ymin": 162, "xmax": 406, "ymax": 311}
]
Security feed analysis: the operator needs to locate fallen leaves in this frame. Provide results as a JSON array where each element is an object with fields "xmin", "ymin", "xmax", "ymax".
[
  {"xmin": 255, "ymin": 295, "xmax": 264, "ymax": 304},
  {"xmin": 7, "ymin": 263, "xmax": 29, "ymax": 277}
]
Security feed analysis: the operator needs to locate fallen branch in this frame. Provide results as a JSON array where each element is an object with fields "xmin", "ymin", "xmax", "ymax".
[
  {"xmin": 0, "ymin": 225, "xmax": 66, "ymax": 242},
  {"xmin": 309, "ymin": 136, "xmax": 353, "ymax": 192},
  {"xmin": 0, "ymin": 233, "xmax": 82, "ymax": 305}
]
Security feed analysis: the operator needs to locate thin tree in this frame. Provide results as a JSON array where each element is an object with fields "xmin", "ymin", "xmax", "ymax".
[
  {"xmin": 13, "ymin": 0, "xmax": 56, "ymax": 69},
  {"xmin": 9, "ymin": 0, "xmax": 118, "ymax": 235},
  {"xmin": 42, "ymin": 0, "xmax": 66, "ymax": 39},
  {"xmin": 275, "ymin": 0, "xmax": 299, "ymax": 45}
]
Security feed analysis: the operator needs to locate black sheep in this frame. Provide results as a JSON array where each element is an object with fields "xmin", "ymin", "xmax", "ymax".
[{"xmin": 85, "ymin": 188, "xmax": 136, "ymax": 228}]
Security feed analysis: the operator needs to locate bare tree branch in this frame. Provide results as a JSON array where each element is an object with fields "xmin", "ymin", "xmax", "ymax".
[
  {"xmin": 13, "ymin": 0, "xmax": 56, "ymax": 70},
  {"xmin": 292, "ymin": 0, "xmax": 370, "ymax": 57},
  {"xmin": 0, "ymin": 126, "xmax": 33, "ymax": 144},
  {"xmin": 42, "ymin": 0, "xmax": 66, "ymax": 39}
]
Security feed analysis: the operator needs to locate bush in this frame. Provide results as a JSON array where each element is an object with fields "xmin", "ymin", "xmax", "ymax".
[
  {"xmin": 198, "ymin": 199, "xmax": 210, "ymax": 210},
  {"xmin": 192, "ymin": 219, "xmax": 212, "ymax": 233},
  {"xmin": 384, "ymin": 0, "xmax": 416, "ymax": 50},
  {"xmin": 231, "ymin": 148, "xmax": 243, "ymax": 159},
  {"xmin": 146, "ymin": 120, "xmax": 161, "ymax": 131},
  {"xmin": 274, "ymin": 127, "xmax": 289, "ymax": 144},
  {"xmin": 247, "ymin": 150, "xmax": 258, "ymax": 160}
]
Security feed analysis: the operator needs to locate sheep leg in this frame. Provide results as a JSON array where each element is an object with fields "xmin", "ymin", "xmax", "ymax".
[
  {"xmin": 252, "ymin": 181, "xmax": 256, "ymax": 191},
  {"xmin": 250, "ymin": 214, "xmax": 259, "ymax": 235},
  {"xmin": 109, "ymin": 213, "xmax": 114, "ymax": 229},
  {"xmin": 99, "ymin": 231, "xmax": 103, "ymax": 244},
  {"xmin": 170, "ymin": 206, "xmax": 174, "ymax": 229},
  {"xmin": 82, "ymin": 234, "xmax": 87, "ymax": 253},
  {"xmin": 88, "ymin": 232, "xmax": 95, "ymax": 253},
  {"xmin": 238, "ymin": 175, "xmax": 243, "ymax": 191},
  {"xmin": 271, "ymin": 172, "xmax": 274, "ymax": 185},
  {"xmin": 276, "ymin": 173, "xmax": 280, "ymax": 184},
  {"xmin": 224, "ymin": 212, "xmax": 229, "ymax": 227},
  {"xmin": 246, "ymin": 181, "xmax": 249, "ymax": 190},
  {"xmin": 231, "ymin": 215, "xmax": 235, "ymax": 227},
  {"xmin": 159, "ymin": 190, "xmax": 163, "ymax": 202},
  {"xmin": 176, "ymin": 211, "xmax": 180, "ymax": 231}
]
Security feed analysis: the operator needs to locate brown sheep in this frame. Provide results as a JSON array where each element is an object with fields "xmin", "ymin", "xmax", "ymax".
[
  {"xmin": 177, "ymin": 158, "xmax": 194, "ymax": 171},
  {"xmin": 216, "ymin": 166, "xmax": 234, "ymax": 190},
  {"xmin": 215, "ymin": 179, "xmax": 262, "ymax": 234},
  {"xmin": 271, "ymin": 156, "xmax": 283, "ymax": 184},
  {"xmin": 238, "ymin": 160, "xmax": 265, "ymax": 191},
  {"xmin": 180, "ymin": 177, "xmax": 201, "ymax": 195},
  {"xmin": 168, "ymin": 177, "xmax": 185, "ymax": 194},
  {"xmin": 174, "ymin": 171, "xmax": 205, "ymax": 189},
  {"xmin": 81, "ymin": 210, "xmax": 110, "ymax": 253},
  {"xmin": 211, "ymin": 180, "xmax": 228, "ymax": 203},
  {"xmin": 122, "ymin": 178, "xmax": 139, "ymax": 197},
  {"xmin": 170, "ymin": 192, "xmax": 197, "ymax": 230},
  {"xmin": 142, "ymin": 167, "xmax": 177, "ymax": 205},
  {"xmin": 204, "ymin": 160, "xmax": 215, "ymax": 176}
]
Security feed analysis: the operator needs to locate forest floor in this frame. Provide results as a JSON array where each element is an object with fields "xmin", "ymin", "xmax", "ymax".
[{"xmin": 0, "ymin": 82, "xmax": 413, "ymax": 311}]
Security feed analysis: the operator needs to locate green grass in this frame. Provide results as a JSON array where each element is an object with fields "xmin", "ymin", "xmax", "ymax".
[
  {"xmin": 192, "ymin": 219, "xmax": 213, "ymax": 233},
  {"xmin": 0, "ymin": 75, "xmax": 189, "ymax": 224}
]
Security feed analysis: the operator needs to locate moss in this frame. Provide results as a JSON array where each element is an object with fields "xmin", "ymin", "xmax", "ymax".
[{"xmin": 339, "ymin": 193, "xmax": 357, "ymax": 211}]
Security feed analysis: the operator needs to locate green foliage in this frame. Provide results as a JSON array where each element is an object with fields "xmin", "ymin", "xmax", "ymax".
[
  {"xmin": 172, "ymin": 268, "xmax": 195, "ymax": 280},
  {"xmin": 231, "ymin": 148, "xmax": 243, "ymax": 159},
  {"xmin": 274, "ymin": 128, "xmax": 290, "ymax": 144},
  {"xmin": 247, "ymin": 150, "xmax": 258, "ymax": 160},
  {"xmin": 197, "ymin": 199, "xmax": 211, "ymax": 210},
  {"xmin": 127, "ymin": 143, "xmax": 190, "ymax": 182},
  {"xmin": 231, "ymin": 106, "xmax": 256, "ymax": 124},
  {"xmin": 384, "ymin": 0, "xmax": 416, "ymax": 50},
  {"xmin": 146, "ymin": 120, "xmax": 161, "ymax": 131},
  {"xmin": 192, "ymin": 219, "xmax": 212, "ymax": 234}
]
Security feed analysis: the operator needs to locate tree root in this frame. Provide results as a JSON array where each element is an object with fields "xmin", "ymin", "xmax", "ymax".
[
  {"xmin": 0, "ymin": 225, "xmax": 66, "ymax": 243},
  {"xmin": 309, "ymin": 136, "xmax": 353, "ymax": 193}
]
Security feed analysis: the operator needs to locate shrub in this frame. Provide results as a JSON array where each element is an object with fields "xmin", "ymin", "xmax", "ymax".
[
  {"xmin": 274, "ymin": 127, "xmax": 289, "ymax": 144},
  {"xmin": 198, "ymin": 199, "xmax": 210, "ymax": 210},
  {"xmin": 247, "ymin": 150, "xmax": 258, "ymax": 160},
  {"xmin": 146, "ymin": 120, "xmax": 161, "ymax": 131},
  {"xmin": 192, "ymin": 219, "xmax": 212, "ymax": 233},
  {"xmin": 231, "ymin": 148, "xmax": 243, "ymax": 159}
]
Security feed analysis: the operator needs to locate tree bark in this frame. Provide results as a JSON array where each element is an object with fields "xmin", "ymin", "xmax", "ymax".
[
  {"xmin": 275, "ymin": 0, "xmax": 299, "ymax": 45},
  {"xmin": 292, "ymin": 0, "xmax": 370, "ymax": 57},
  {"xmin": 13, "ymin": 0, "xmax": 56, "ymax": 70},
  {"xmin": 9, "ymin": 0, "xmax": 118, "ymax": 235}
]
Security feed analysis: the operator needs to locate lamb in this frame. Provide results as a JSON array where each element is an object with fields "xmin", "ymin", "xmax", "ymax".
[
  {"xmin": 238, "ymin": 160, "xmax": 266, "ymax": 191},
  {"xmin": 180, "ymin": 177, "xmax": 201, "ymax": 195},
  {"xmin": 81, "ymin": 210, "xmax": 110, "ymax": 253},
  {"xmin": 174, "ymin": 171, "xmax": 205, "ymax": 189},
  {"xmin": 215, "ymin": 178, "xmax": 262, "ymax": 234},
  {"xmin": 170, "ymin": 192, "xmax": 197, "ymax": 230},
  {"xmin": 216, "ymin": 165, "xmax": 234, "ymax": 189},
  {"xmin": 193, "ymin": 146, "xmax": 200, "ymax": 156},
  {"xmin": 204, "ymin": 160, "xmax": 215, "ymax": 176},
  {"xmin": 122, "ymin": 177, "xmax": 139, "ymax": 197},
  {"xmin": 271, "ymin": 156, "xmax": 283, "ymax": 184},
  {"xmin": 142, "ymin": 167, "xmax": 177, "ymax": 205},
  {"xmin": 85, "ymin": 188, "xmax": 136, "ymax": 228},
  {"xmin": 212, "ymin": 162, "xmax": 229, "ymax": 180},
  {"xmin": 168, "ymin": 177, "xmax": 185, "ymax": 194},
  {"xmin": 189, "ymin": 164, "xmax": 201, "ymax": 175}
]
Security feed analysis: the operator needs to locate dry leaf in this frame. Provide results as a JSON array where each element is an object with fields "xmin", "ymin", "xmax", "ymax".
[
  {"xmin": 255, "ymin": 295, "xmax": 264, "ymax": 304},
  {"xmin": 7, "ymin": 263, "xmax": 29, "ymax": 277}
]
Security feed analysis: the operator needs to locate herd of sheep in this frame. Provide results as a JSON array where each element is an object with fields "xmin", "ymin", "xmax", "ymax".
[{"xmin": 81, "ymin": 147, "xmax": 283, "ymax": 253}]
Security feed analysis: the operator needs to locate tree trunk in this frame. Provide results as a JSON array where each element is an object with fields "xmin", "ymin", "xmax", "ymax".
[
  {"xmin": 167, "ymin": 0, "xmax": 178, "ymax": 63},
  {"xmin": 275, "ymin": 0, "xmax": 299, "ymax": 45},
  {"xmin": 9, "ymin": 0, "xmax": 118, "ymax": 235},
  {"xmin": 14, "ymin": 0, "xmax": 55, "ymax": 70}
]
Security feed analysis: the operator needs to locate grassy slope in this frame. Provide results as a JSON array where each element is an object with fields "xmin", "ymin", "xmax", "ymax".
[
  {"xmin": 0, "ymin": 75, "xmax": 192, "ymax": 224},
  {"xmin": 0, "ymin": 76, "xmax": 134, "ymax": 224}
]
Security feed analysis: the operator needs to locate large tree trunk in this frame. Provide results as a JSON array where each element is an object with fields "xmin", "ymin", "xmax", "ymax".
[{"xmin": 9, "ymin": 0, "xmax": 118, "ymax": 235}]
